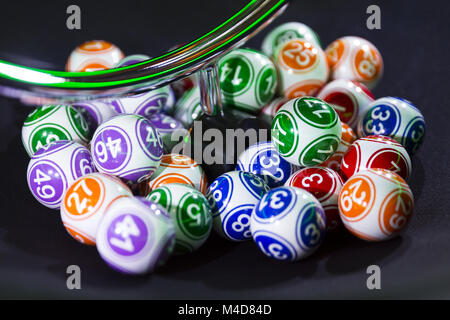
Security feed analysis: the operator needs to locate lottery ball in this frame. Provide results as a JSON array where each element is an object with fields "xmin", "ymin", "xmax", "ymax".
[
  {"xmin": 321, "ymin": 122, "xmax": 357, "ymax": 172},
  {"xmin": 285, "ymin": 167, "xmax": 344, "ymax": 231},
  {"xmin": 146, "ymin": 154, "xmax": 207, "ymax": 194},
  {"xmin": 115, "ymin": 54, "xmax": 150, "ymax": 67},
  {"xmin": 272, "ymin": 97, "xmax": 342, "ymax": 167},
  {"xmin": 339, "ymin": 168, "xmax": 414, "ymax": 241},
  {"xmin": 173, "ymin": 87, "xmax": 203, "ymax": 127},
  {"xmin": 148, "ymin": 113, "xmax": 185, "ymax": 151},
  {"xmin": 341, "ymin": 135, "xmax": 412, "ymax": 182},
  {"xmin": 251, "ymin": 186, "xmax": 326, "ymax": 261},
  {"xmin": 27, "ymin": 140, "xmax": 96, "ymax": 209},
  {"xmin": 66, "ymin": 40, "xmax": 124, "ymax": 72},
  {"xmin": 147, "ymin": 184, "xmax": 212, "ymax": 254},
  {"xmin": 22, "ymin": 105, "xmax": 90, "ymax": 157},
  {"xmin": 357, "ymin": 97, "xmax": 426, "ymax": 154},
  {"xmin": 274, "ymin": 38, "xmax": 328, "ymax": 98},
  {"xmin": 206, "ymin": 171, "xmax": 269, "ymax": 241},
  {"xmin": 262, "ymin": 22, "xmax": 321, "ymax": 57},
  {"xmin": 171, "ymin": 75, "xmax": 197, "ymax": 99},
  {"xmin": 325, "ymin": 36, "xmax": 383, "ymax": 90},
  {"xmin": 236, "ymin": 141, "xmax": 299, "ymax": 188},
  {"xmin": 218, "ymin": 48, "xmax": 278, "ymax": 113},
  {"xmin": 72, "ymin": 100, "xmax": 118, "ymax": 134},
  {"xmin": 316, "ymin": 79, "xmax": 374, "ymax": 129},
  {"xmin": 60, "ymin": 173, "xmax": 133, "ymax": 245},
  {"xmin": 260, "ymin": 97, "xmax": 289, "ymax": 125},
  {"xmin": 91, "ymin": 114, "xmax": 163, "ymax": 184},
  {"xmin": 96, "ymin": 196, "xmax": 175, "ymax": 275}
]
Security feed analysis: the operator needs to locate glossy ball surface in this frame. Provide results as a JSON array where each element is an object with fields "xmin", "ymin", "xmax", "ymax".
[
  {"xmin": 274, "ymin": 39, "xmax": 328, "ymax": 98},
  {"xmin": 262, "ymin": 22, "xmax": 321, "ymax": 57},
  {"xmin": 272, "ymin": 97, "xmax": 342, "ymax": 167},
  {"xmin": 341, "ymin": 135, "xmax": 412, "ymax": 181},
  {"xmin": 148, "ymin": 113, "xmax": 185, "ymax": 151},
  {"xmin": 60, "ymin": 173, "xmax": 133, "ymax": 245},
  {"xmin": 91, "ymin": 114, "xmax": 163, "ymax": 184},
  {"xmin": 357, "ymin": 97, "xmax": 425, "ymax": 154},
  {"xmin": 22, "ymin": 105, "xmax": 90, "ymax": 157},
  {"xmin": 316, "ymin": 79, "xmax": 374, "ymax": 129},
  {"xmin": 236, "ymin": 141, "xmax": 299, "ymax": 188},
  {"xmin": 173, "ymin": 88, "xmax": 203, "ymax": 127},
  {"xmin": 27, "ymin": 141, "xmax": 96, "ymax": 209},
  {"xmin": 96, "ymin": 196, "xmax": 175, "ymax": 275},
  {"xmin": 206, "ymin": 171, "xmax": 269, "ymax": 241},
  {"xmin": 72, "ymin": 100, "xmax": 118, "ymax": 134},
  {"xmin": 325, "ymin": 36, "xmax": 383, "ymax": 90},
  {"xmin": 259, "ymin": 97, "xmax": 289, "ymax": 125},
  {"xmin": 285, "ymin": 167, "xmax": 344, "ymax": 231},
  {"xmin": 218, "ymin": 48, "xmax": 278, "ymax": 113},
  {"xmin": 339, "ymin": 169, "xmax": 414, "ymax": 241},
  {"xmin": 251, "ymin": 186, "xmax": 326, "ymax": 261},
  {"xmin": 146, "ymin": 184, "xmax": 212, "ymax": 254},
  {"xmin": 321, "ymin": 122, "xmax": 357, "ymax": 172},
  {"xmin": 66, "ymin": 40, "xmax": 124, "ymax": 72}
]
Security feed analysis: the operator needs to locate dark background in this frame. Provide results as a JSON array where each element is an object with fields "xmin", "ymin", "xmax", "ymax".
[{"xmin": 0, "ymin": 0, "xmax": 449, "ymax": 299}]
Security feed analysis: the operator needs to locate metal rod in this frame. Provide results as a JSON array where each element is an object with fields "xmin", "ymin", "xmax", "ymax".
[{"xmin": 199, "ymin": 63, "xmax": 223, "ymax": 117}]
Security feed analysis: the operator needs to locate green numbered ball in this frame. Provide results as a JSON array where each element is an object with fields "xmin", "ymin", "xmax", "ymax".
[
  {"xmin": 271, "ymin": 97, "xmax": 342, "ymax": 167},
  {"xmin": 22, "ymin": 105, "xmax": 90, "ymax": 157},
  {"xmin": 146, "ymin": 183, "xmax": 212, "ymax": 254},
  {"xmin": 173, "ymin": 88, "xmax": 203, "ymax": 128},
  {"xmin": 261, "ymin": 22, "xmax": 322, "ymax": 57},
  {"xmin": 218, "ymin": 48, "xmax": 278, "ymax": 113}
]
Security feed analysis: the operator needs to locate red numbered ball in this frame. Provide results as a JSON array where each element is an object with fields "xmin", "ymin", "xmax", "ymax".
[
  {"xmin": 341, "ymin": 135, "xmax": 412, "ymax": 182},
  {"xmin": 325, "ymin": 36, "xmax": 383, "ymax": 90},
  {"xmin": 66, "ymin": 40, "xmax": 124, "ymax": 72},
  {"xmin": 339, "ymin": 168, "xmax": 414, "ymax": 241},
  {"xmin": 285, "ymin": 167, "xmax": 344, "ymax": 231},
  {"xmin": 316, "ymin": 79, "xmax": 374, "ymax": 129},
  {"xmin": 321, "ymin": 122, "xmax": 357, "ymax": 172}
]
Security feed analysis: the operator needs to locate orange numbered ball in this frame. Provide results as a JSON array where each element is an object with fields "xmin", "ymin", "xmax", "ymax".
[
  {"xmin": 325, "ymin": 36, "xmax": 383, "ymax": 90},
  {"xmin": 275, "ymin": 39, "xmax": 329, "ymax": 98},
  {"xmin": 146, "ymin": 154, "xmax": 208, "ymax": 194},
  {"xmin": 285, "ymin": 167, "xmax": 344, "ymax": 231},
  {"xmin": 321, "ymin": 122, "xmax": 357, "ymax": 172},
  {"xmin": 339, "ymin": 169, "xmax": 414, "ymax": 241},
  {"xmin": 341, "ymin": 135, "xmax": 412, "ymax": 182},
  {"xmin": 60, "ymin": 173, "xmax": 132, "ymax": 245},
  {"xmin": 66, "ymin": 40, "xmax": 124, "ymax": 72}
]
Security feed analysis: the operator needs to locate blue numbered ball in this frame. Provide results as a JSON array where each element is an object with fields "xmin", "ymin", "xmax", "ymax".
[
  {"xmin": 251, "ymin": 186, "xmax": 326, "ymax": 261},
  {"xmin": 236, "ymin": 141, "xmax": 299, "ymax": 188},
  {"xmin": 357, "ymin": 96, "xmax": 425, "ymax": 154},
  {"xmin": 206, "ymin": 171, "xmax": 269, "ymax": 241}
]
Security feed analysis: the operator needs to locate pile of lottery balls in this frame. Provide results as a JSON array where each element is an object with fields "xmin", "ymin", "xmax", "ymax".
[{"xmin": 23, "ymin": 22, "xmax": 425, "ymax": 275}]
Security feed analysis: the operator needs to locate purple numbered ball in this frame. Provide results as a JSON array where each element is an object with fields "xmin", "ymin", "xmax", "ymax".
[
  {"xmin": 91, "ymin": 114, "xmax": 164, "ymax": 183},
  {"xmin": 72, "ymin": 100, "xmax": 118, "ymax": 134},
  {"xmin": 27, "ymin": 140, "xmax": 96, "ymax": 209},
  {"xmin": 96, "ymin": 196, "xmax": 175, "ymax": 275},
  {"xmin": 149, "ymin": 113, "xmax": 185, "ymax": 151}
]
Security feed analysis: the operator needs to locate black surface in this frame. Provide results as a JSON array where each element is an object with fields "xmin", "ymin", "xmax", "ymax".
[{"xmin": 0, "ymin": 0, "xmax": 449, "ymax": 299}]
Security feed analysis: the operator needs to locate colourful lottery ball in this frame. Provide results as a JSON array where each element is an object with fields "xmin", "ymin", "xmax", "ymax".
[
  {"xmin": 262, "ymin": 22, "xmax": 321, "ymax": 57},
  {"xmin": 27, "ymin": 140, "xmax": 96, "ymax": 209},
  {"xmin": 272, "ymin": 97, "xmax": 342, "ymax": 167},
  {"xmin": 325, "ymin": 36, "xmax": 383, "ymax": 90},
  {"xmin": 341, "ymin": 135, "xmax": 412, "ymax": 181},
  {"xmin": 115, "ymin": 54, "xmax": 150, "ymax": 67},
  {"xmin": 285, "ymin": 167, "xmax": 344, "ymax": 231},
  {"xmin": 146, "ymin": 154, "xmax": 207, "ymax": 194},
  {"xmin": 148, "ymin": 113, "xmax": 185, "ymax": 151},
  {"xmin": 218, "ymin": 48, "xmax": 278, "ymax": 113},
  {"xmin": 316, "ymin": 79, "xmax": 374, "ymax": 129},
  {"xmin": 206, "ymin": 171, "xmax": 269, "ymax": 241},
  {"xmin": 66, "ymin": 40, "xmax": 124, "ymax": 72},
  {"xmin": 259, "ymin": 97, "xmax": 289, "ymax": 125},
  {"xmin": 321, "ymin": 122, "xmax": 357, "ymax": 172},
  {"xmin": 236, "ymin": 141, "xmax": 299, "ymax": 188},
  {"xmin": 147, "ymin": 184, "xmax": 212, "ymax": 254},
  {"xmin": 274, "ymin": 38, "xmax": 328, "ymax": 98},
  {"xmin": 60, "ymin": 173, "xmax": 133, "ymax": 245},
  {"xmin": 22, "ymin": 105, "xmax": 90, "ymax": 157},
  {"xmin": 357, "ymin": 97, "xmax": 426, "ymax": 154},
  {"xmin": 72, "ymin": 100, "xmax": 118, "ymax": 134},
  {"xmin": 173, "ymin": 87, "xmax": 203, "ymax": 127},
  {"xmin": 91, "ymin": 114, "xmax": 163, "ymax": 184},
  {"xmin": 251, "ymin": 186, "xmax": 326, "ymax": 261},
  {"xmin": 339, "ymin": 169, "xmax": 414, "ymax": 241},
  {"xmin": 96, "ymin": 196, "xmax": 175, "ymax": 275}
]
